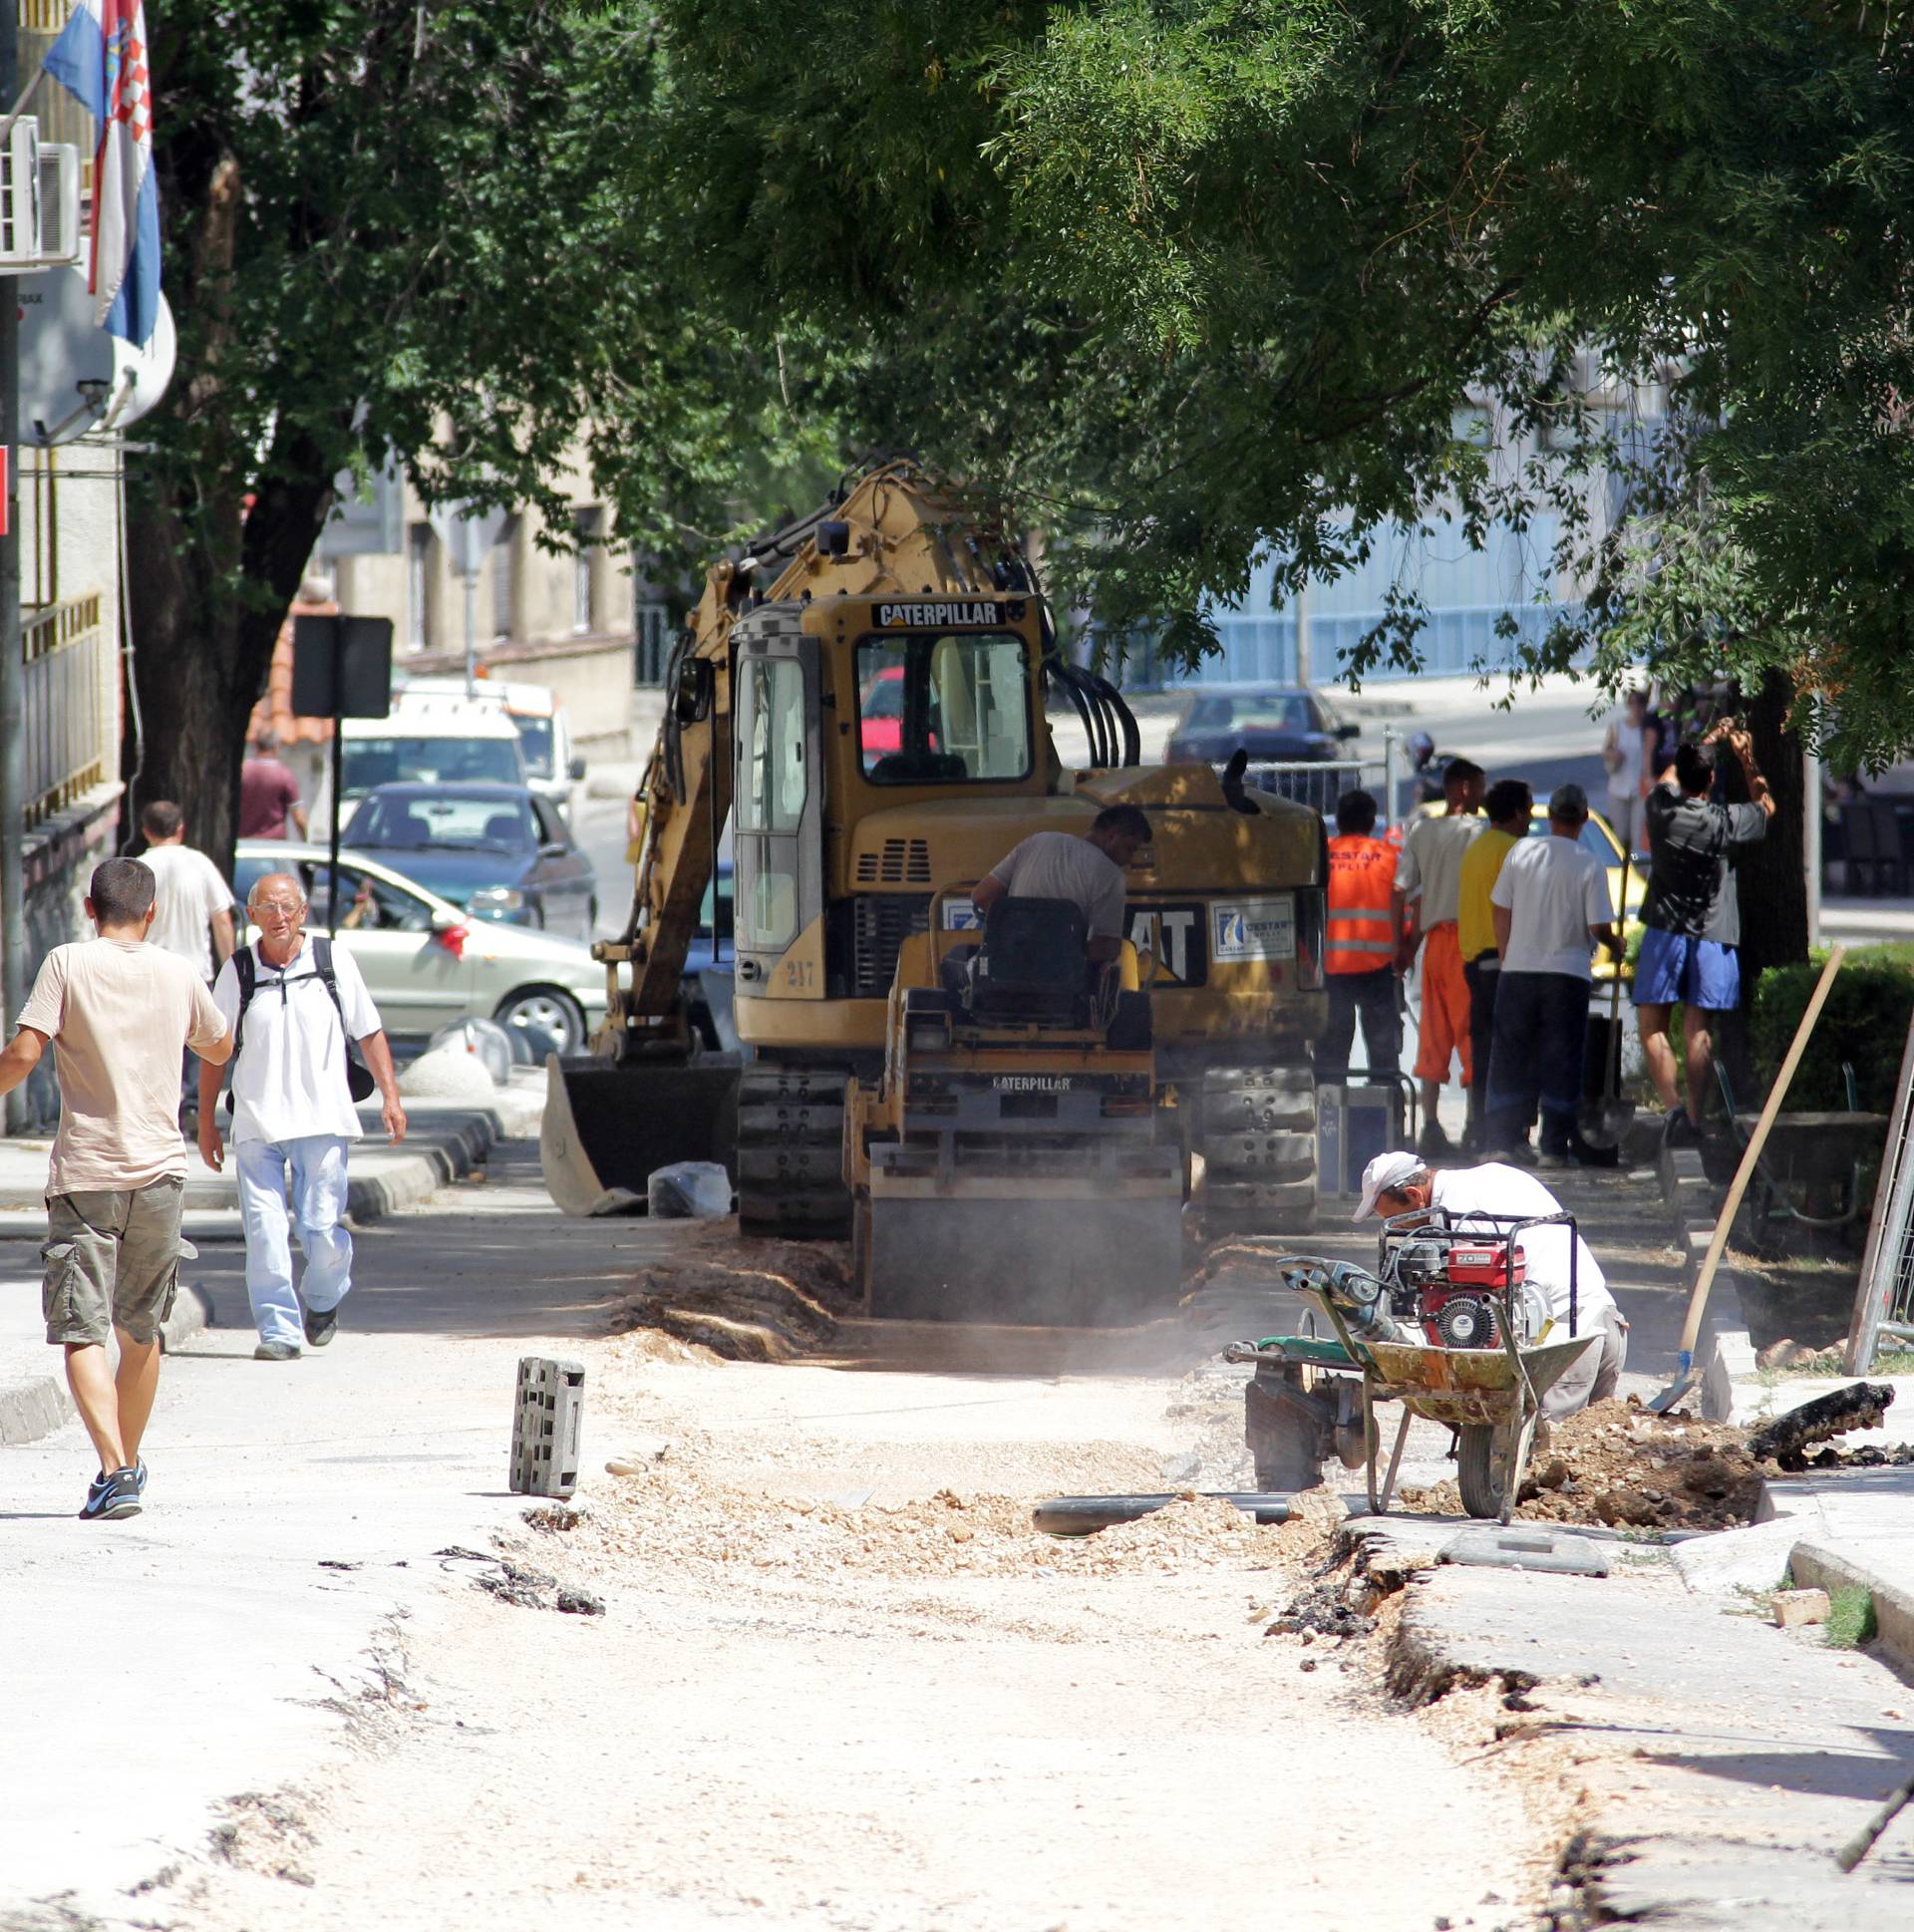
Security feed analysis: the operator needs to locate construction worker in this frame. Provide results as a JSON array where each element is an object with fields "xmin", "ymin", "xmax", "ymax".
[
  {"xmin": 1393, "ymin": 758, "xmax": 1484, "ymax": 1157},
  {"xmin": 1319, "ymin": 791, "xmax": 1402, "ymax": 1089},
  {"xmin": 1454, "ymin": 779, "xmax": 1532, "ymax": 1149}
]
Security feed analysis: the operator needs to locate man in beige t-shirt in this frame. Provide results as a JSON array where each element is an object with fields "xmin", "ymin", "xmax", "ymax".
[{"xmin": 0, "ymin": 857, "xmax": 232, "ymax": 1521}]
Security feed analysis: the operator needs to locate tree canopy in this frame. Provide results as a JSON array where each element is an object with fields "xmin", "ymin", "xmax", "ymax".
[{"xmin": 632, "ymin": 0, "xmax": 1914, "ymax": 772}]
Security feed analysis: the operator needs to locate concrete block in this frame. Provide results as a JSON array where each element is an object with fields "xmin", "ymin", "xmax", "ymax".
[
  {"xmin": 1772, "ymin": 1587, "xmax": 1830, "ymax": 1628},
  {"xmin": 1790, "ymin": 1540, "xmax": 1914, "ymax": 1677},
  {"xmin": 509, "ymin": 1356, "xmax": 584, "ymax": 1499},
  {"xmin": 1702, "ymin": 1327, "xmax": 1757, "ymax": 1422},
  {"xmin": 1669, "ymin": 1514, "xmax": 1801, "ymax": 1596}
]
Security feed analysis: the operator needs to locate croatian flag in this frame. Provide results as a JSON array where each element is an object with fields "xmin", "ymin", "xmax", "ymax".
[{"xmin": 44, "ymin": 0, "xmax": 160, "ymax": 348}]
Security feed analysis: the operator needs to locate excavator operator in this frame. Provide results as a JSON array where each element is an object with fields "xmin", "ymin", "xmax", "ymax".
[{"xmin": 971, "ymin": 805, "xmax": 1151, "ymax": 963}]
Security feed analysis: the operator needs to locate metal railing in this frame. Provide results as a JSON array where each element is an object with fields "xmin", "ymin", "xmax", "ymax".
[
  {"xmin": 1222, "ymin": 728, "xmax": 1409, "ymax": 825},
  {"xmin": 22, "ymin": 591, "xmax": 111, "ymax": 828}
]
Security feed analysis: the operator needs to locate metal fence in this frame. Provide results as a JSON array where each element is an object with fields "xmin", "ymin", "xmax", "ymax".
[
  {"xmin": 1224, "ymin": 728, "xmax": 1410, "ymax": 826},
  {"xmin": 23, "ymin": 592, "xmax": 111, "ymax": 829},
  {"xmin": 1847, "ymin": 1016, "xmax": 1914, "ymax": 1369}
]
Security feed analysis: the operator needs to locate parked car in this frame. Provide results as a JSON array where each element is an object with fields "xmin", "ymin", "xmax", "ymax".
[
  {"xmin": 396, "ymin": 676, "xmax": 585, "ymax": 819},
  {"xmin": 1164, "ymin": 684, "xmax": 1360, "ymax": 765},
  {"xmin": 313, "ymin": 694, "xmax": 529, "ymax": 826},
  {"xmin": 231, "ymin": 842, "xmax": 607, "ymax": 1053},
  {"xmin": 339, "ymin": 783, "xmax": 597, "ymax": 940},
  {"xmin": 1164, "ymin": 684, "xmax": 1361, "ymax": 809}
]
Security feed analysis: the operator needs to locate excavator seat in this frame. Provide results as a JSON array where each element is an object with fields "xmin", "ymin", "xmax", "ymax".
[{"xmin": 964, "ymin": 897, "xmax": 1091, "ymax": 1025}]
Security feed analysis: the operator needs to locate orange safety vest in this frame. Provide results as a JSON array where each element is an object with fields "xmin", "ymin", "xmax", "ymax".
[{"xmin": 1326, "ymin": 833, "xmax": 1399, "ymax": 975}]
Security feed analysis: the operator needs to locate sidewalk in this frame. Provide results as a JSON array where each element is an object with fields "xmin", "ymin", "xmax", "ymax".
[
  {"xmin": 0, "ymin": 1141, "xmax": 680, "ymax": 1924},
  {"xmin": 0, "ymin": 1073, "xmax": 544, "ymax": 1449}
]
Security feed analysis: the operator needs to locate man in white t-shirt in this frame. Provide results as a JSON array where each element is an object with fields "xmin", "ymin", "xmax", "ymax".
[
  {"xmin": 1353, "ymin": 1148, "xmax": 1627, "ymax": 1419},
  {"xmin": 971, "ymin": 805, "xmax": 1150, "ymax": 962},
  {"xmin": 1485, "ymin": 784, "xmax": 1621, "ymax": 1167},
  {"xmin": 195, "ymin": 872, "xmax": 407, "ymax": 1361},
  {"xmin": 136, "ymin": 800, "xmax": 236, "ymax": 983},
  {"xmin": 1600, "ymin": 689, "xmax": 1658, "ymax": 857}
]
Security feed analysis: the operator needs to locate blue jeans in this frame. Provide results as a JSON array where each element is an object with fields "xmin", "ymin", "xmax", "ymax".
[
  {"xmin": 1486, "ymin": 972, "xmax": 1589, "ymax": 1155},
  {"xmin": 234, "ymin": 1134, "xmax": 354, "ymax": 1347}
]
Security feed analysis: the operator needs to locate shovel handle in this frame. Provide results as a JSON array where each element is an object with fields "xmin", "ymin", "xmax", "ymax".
[{"xmin": 1676, "ymin": 945, "xmax": 1847, "ymax": 1359}]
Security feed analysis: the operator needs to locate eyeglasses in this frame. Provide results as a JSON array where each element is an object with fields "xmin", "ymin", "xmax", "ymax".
[{"xmin": 251, "ymin": 900, "xmax": 304, "ymax": 919}]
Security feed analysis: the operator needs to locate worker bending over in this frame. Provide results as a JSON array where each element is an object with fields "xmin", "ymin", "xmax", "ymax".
[
  {"xmin": 1353, "ymin": 1148, "xmax": 1628, "ymax": 1421},
  {"xmin": 971, "ymin": 805, "xmax": 1151, "ymax": 962}
]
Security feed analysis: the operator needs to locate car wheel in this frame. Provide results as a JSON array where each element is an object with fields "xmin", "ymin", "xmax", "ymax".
[{"xmin": 493, "ymin": 986, "xmax": 587, "ymax": 1057}]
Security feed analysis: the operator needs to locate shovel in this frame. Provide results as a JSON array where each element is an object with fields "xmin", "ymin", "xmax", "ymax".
[
  {"xmin": 1648, "ymin": 944, "xmax": 1848, "ymax": 1413},
  {"xmin": 1581, "ymin": 845, "xmax": 1636, "ymax": 1149}
]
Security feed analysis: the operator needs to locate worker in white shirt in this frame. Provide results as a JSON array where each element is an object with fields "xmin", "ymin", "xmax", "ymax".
[{"xmin": 1353, "ymin": 1147, "xmax": 1628, "ymax": 1420}]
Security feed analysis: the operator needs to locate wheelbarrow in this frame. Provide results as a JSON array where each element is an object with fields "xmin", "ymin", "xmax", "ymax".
[{"xmin": 1224, "ymin": 1237, "xmax": 1600, "ymax": 1523}]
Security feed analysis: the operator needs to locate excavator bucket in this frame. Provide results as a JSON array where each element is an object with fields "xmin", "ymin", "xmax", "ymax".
[
  {"xmin": 540, "ymin": 1055, "xmax": 741, "ymax": 1217},
  {"xmin": 864, "ymin": 1175, "xmax": 1183, "ymax": 1326}
]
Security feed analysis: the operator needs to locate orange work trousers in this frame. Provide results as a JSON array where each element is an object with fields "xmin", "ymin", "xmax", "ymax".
[{"xmin": 1414, "ymin": 921, "xmax": 1473, "ymax": 1087}]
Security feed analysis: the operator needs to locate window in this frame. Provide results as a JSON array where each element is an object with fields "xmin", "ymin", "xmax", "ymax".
[
  {"xmin": 345, "ymin": 791, "xmax": 534, "ymax": 852},
  {"xmin": 736, "ymin": 657, "xmax": 806, "ymax": 950},
  {"xmin": 853, "ymin": 633, "xmax": 1030, "ymax": 784},
  {"xmin": 1523, "ymin": 814, "xmax": 1621, "ymax": 864},
  {"xmin": 530, "ymin": 797, "xmax": 569, "ymax": 847},
  {"xmin": 406, "ymin": 524, "xmax": 433, "ymax": 651},
  {"xmin": 512, "ymin": 714, "xmax": 555, "ymax": 779},
  {"xmin": 572, "ymin": 506, "xmax": 602, "ymax": 633},
  {"xmin": 341, "ymin": 735, "xmax": 525, "ymax": 796},
  {"xmin": 491, "ymin": 515, "xmax": 519, "ymax": 641},
  {"xmin": 633, "ymin": 599, "xmax": 671, "ymax": 686}
]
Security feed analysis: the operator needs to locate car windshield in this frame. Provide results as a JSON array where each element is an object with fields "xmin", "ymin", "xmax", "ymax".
[
  {"xmin": 342, "ymin": 736, "xmax": 523, "ymax": 793},
  {"xmin": 345, "ymin": 793, "xmax": 535, "ymax": 852},
  {"xmin": 512, "ymin": 716, "xmax": 554, "ymax": 778},
  {"xmin": 1186, "ymin": 693, "xmax": 1314, "ymax": 734},
  {"xmin": 1524, "ymin": 816, "xmax": 1619, "ymax": 864},
  {"xmin": 853, "ymin": 633, "xmax": 1030, "ymax": 784}
]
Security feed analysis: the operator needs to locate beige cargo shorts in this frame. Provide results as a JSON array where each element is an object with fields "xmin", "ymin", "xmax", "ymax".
[{"xmin": 42, "ymin": 1177, "xmax": 191, "ymax": 1348}]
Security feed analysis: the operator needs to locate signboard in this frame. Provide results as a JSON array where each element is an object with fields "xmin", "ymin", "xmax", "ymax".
[
  {"xmin": 1210, "ymin": 894, "xmax": 1296, "ymax": 963},
  {"xmin": 1126, "ymin": 903, "xmax": 1205, "ymax": 986}
]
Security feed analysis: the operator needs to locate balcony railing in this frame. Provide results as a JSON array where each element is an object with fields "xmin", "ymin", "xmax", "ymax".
[{"xmin": 23, "ymin": 591, "xmax": 111, "ymax": 829}]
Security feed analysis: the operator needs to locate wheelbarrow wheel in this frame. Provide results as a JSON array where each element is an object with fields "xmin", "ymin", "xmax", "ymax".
[{"xmin": 1457, "ymin": 1423, "xmax": 1507, "ymax": 1519}]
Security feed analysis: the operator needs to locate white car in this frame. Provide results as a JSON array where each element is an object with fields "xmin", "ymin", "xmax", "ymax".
[{"xmin": 232, "ymin": 841, "xmax": 607, "ymax": 1054}]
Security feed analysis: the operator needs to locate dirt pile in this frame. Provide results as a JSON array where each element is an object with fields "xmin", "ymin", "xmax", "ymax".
[
  {"xmin": 602, "ymin": 1222, "xmax": 853, "ymax": 1361},
  {"xmin": 1401, "ymin": 1398, "xmax": 1765, "ymax": 1530},
  {"xmin": 516, "ymin": 1464, "xmax": 1293, "ymax": 1588}
]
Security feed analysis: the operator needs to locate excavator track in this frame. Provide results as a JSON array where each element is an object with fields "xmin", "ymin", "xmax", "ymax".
[
  {"xmin": 736, "ymin": 1067, "xmax": 852, "ymax": 1237},
  {"xmin": 1199, "ymin": 1063, "xmax": 1317, "ymax": 1231}
]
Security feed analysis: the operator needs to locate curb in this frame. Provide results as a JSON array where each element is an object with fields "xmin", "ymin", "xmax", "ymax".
[
  {"xmin": 1786, "ymin": 1538, "xmax": 1914, "ymax": 1678},
  {"xmin": 0, "ymin": 1280, "xmax": 211, "ymax": 1447}
]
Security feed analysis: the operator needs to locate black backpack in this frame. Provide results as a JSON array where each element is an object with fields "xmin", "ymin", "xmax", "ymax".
[{"xmin": 222, "ymin": 937, "xmax": 377, "ymax": 1118}]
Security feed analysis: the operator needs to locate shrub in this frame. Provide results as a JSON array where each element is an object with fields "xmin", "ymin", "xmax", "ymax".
[{"xmin": 1750, "ymin": 944, "xmax": 1914, "ymax": 1113}]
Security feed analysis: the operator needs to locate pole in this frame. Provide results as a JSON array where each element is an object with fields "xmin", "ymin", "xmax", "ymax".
[
  {"xmin": 463, "ymin": 570, "xmax": 478, "ymax": 698},
  {"xmin": 1803, "ymin": 740, "xmax": 1822, "ymax": 947},
  {"xmin": 328, "ymin": 637, "xmax": 343, "ymax": 941},
  {"xmin": 1382, "ymin": 726, "xmax": 1399, "ymax": 831},
  {"xmin": 1293, "ymin": 580, "xmax": 1310, "ymax": 687},
  {"xmin": 0, "ymin": 6, "xmax": 25, "ymax": 1134}
]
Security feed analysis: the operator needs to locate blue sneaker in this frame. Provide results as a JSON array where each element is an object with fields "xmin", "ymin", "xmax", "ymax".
[
  {"xmin": 79, "ymin": 1466, "xmax": 142, "ymax": 1521},
  {"xmin": 133, "ymin": 1457, "xmax": 148, "ymax": 1495}
]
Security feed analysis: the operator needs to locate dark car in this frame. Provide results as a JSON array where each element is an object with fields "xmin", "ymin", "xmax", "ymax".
[
  {"xmin": 340, "ymin": 782, "xmax": 597, "ymax": 940},
  {"xmin": 1164, "ymin": 685, "xmax": 1361, "ymax": 809}
]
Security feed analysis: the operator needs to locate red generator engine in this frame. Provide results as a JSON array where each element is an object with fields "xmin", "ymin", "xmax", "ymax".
[{"xmin": 1387, "ymin": 1233, "xmax": 1528, "ymax": 1351}]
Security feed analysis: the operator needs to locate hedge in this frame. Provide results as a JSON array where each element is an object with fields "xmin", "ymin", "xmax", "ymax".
[{"xmin": 1749, "ymin": 944, "xmax": 1914, "ymax": 1113}]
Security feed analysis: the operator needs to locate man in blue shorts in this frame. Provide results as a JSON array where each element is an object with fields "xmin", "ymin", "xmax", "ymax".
[{"xmin": 1634, "ymin": 726, "xmax": 1774, "ymax": 1143}]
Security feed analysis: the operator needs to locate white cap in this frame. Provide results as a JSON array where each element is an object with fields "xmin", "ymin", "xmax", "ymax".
[{"xmin": 1352, "ymin": 1149, "xmax": 1427, "ymax": 1222}]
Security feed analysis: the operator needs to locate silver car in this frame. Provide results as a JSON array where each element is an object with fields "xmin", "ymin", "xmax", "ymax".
[{"xmin": 233, "ymin": 842, "xmax": 607, "ymax": 1054}]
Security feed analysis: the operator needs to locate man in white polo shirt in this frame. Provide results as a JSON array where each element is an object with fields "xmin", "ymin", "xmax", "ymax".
[{"xmin": 196, "ymin": 872, "xmax": 407, "ymax": 1360}]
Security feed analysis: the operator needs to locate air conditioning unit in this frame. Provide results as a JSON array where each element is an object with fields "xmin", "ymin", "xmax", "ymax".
[{"xmin": 0, "ymin": 119, "xmax": 81, "ymax": 269}]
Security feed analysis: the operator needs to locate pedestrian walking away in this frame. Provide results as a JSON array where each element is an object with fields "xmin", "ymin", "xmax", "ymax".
[
  {"xmin": 196, "ymin": 872, "xmax": 407, "ymax": 1361},
  {"xmin": 1634, "ymin": 726, "xmax": 1773, "ymax": 1143},
  {"xmin": 1600, "ymin": 688, "xmax": 1659, "ymax": 858},
  {"xmin": 1455, "ymin": 779, "xmax": 1532, "ymax": 1151},
  {"xmin": 1353, "ymin": 1149, "xmax": 1628, "ymax": 1420},
  {"xmin": 0, "ymin": 858, "xmax": 232, "ymax": 1519},
  {"xmin": 136, "ymin": 800, "xmax": 237, "ymax": 984},
  {"xmin": 1319, "ymin": 790, "xmax": 1403, "ymax": 1091},
  {"xmin": 238, "ymin": 730, "xmax": 309, "ymax": 840},
  {"xmin": 1393, "ymin": 758, "xmax": 1484, "ymax": 1156},
  {"xmin": 1485, "ymin": 784, "xmax": 1623, "ymax": 1167}
]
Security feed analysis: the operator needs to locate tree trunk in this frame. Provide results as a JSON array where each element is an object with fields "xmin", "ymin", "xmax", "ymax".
[
  {"xmin": 1732, "ymin": 665, "xmax": 1810, "ymax": 988},
  {"xmin": 125, "ymin": 453, "xmax": 336, "ymax": 878}
]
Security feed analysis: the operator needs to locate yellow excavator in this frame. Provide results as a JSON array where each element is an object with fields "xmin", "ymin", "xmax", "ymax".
[{"xmin": 540, "ymin": 461, "xmax": 1328, "ymax": 1318}]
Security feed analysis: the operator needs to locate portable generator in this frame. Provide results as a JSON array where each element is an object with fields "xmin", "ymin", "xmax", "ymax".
[{"xmin": 1378, "ymin": 1223, "xmax": 1548, "ymax": 1353}]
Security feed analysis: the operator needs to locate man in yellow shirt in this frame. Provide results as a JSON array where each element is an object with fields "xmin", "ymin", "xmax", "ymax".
[{"xmin": 1455, "ymin": 780, "xmax": 1532, "ymax": 1150}]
